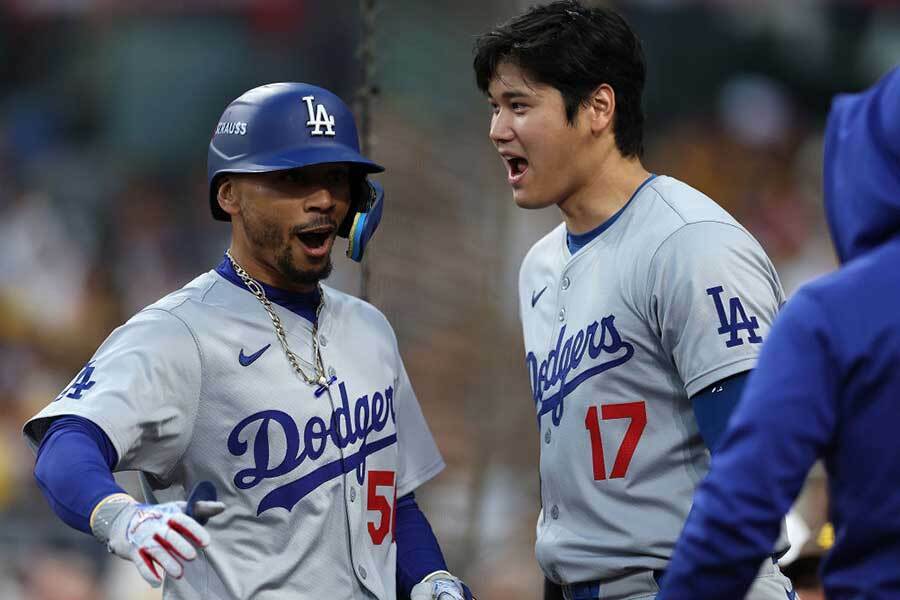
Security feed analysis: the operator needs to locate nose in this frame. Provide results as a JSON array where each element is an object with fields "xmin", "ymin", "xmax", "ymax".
[
  {"xmin": 305, "ymin": 186, "xmax": 338, "ymax": 215},
  {"xmin": 489, "ymin": 109, "xmax": 514, "ymax": 144}
]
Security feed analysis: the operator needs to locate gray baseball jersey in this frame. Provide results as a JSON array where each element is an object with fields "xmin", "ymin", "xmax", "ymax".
[
  {"xmin": 520, "ymin": 176, "xmax": 786, "ymax": 588},
  {"xmin": 24, "ymin": 268, "xmax": 445, "ymax": 600}
]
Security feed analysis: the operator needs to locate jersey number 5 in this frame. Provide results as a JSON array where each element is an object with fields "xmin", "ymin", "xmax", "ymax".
[
  {"xmin": 367, "ymin": 470, "xmax": 396, "ymax": 545},
  {"xmin": 584, "ymin": 401, "xmax": 646, "ymax": 480}
]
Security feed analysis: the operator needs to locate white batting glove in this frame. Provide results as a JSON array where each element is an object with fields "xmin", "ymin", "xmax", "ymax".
[
  {"xmin": 410, "ymin": 570, "xmax": 474, "ymax": 600},
  {"xmin": 90, "ymin": 493, "xmax": 225, "ymax": 587}
]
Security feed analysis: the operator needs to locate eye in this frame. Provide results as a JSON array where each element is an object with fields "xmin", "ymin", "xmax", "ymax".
[
  {"xmin": 328, "ymin": 170, "xmax": 348, "ymax": 185},
  {"xmin": 489, "ymin": 102, "xmax": 500, "ymax": 115},
  {"xmin": 278, "ymin": 171, "xmax": 306, "ymax": 184},
  {"xmin": 511, "ymin": 102, "xmax": 528, "ymax": 113}
]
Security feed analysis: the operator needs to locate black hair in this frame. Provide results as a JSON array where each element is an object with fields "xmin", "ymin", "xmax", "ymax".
[{"xmin": 473, "ymin": 0, "xmax": 646, "ymax": 157}]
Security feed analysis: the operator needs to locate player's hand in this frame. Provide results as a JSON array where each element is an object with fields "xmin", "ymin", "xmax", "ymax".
[
  {"xmin": 90, "ymin": 488, "xmax": 225, "ymax": 587},
  {"xmin": 410, "ymin": 570, "xmax": 476, "ymax": 600}
]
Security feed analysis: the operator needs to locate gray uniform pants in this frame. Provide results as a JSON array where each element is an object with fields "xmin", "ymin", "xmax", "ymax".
[{"xmin": 558, "ymin": 559, "xmax": 795, "ymax": 600}]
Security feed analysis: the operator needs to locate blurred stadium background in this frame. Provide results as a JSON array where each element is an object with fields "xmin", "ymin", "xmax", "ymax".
[{"xmin": 0, "ymin": 0, "xmax": 895, "ymax": 598}]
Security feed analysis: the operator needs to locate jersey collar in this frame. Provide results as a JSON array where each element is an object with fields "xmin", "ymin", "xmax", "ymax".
[
  {"xmin": 215, "ymin": 255, "xmax": 321, "ymax": 325},
  {"xmin": 566, "ymin": 174, "xmax": 657, "ymax": 255}
]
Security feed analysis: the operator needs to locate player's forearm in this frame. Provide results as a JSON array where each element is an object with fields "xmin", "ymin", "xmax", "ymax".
[
  {"xmin": 33, "ymin": 416, "xmax": 125, "ymax": 534},
  {"xmin": 394, "ymin": 492, "xmax": 449, "ymax": 597}
]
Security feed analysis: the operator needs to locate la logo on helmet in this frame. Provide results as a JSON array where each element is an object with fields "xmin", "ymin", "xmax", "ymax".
[{"xmin": 302, "ymin": 95, "xmax": 336, "ymax": 136}]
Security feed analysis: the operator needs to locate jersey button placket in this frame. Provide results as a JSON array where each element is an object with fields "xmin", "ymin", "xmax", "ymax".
[
  {"xmin": 349, "ymin": 487, "xmax": 356, "ymax": 502},
  {"xmin": 558, "ymin": 274, "xmax": 570, "ymax": 322},
  {"xmin": 544, "ymin": 428, "xmax": 552, "ymax": 444},
  {"xmin": 358, "ymin": 566, "xmax": 367, "ymax": 580},
  {"xmin": 550, "ymin": 504, "xmax": 559, "ymax": 520}
]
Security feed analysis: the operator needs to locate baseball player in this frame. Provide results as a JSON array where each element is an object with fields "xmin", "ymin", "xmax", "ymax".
[
  {"xmin": 24, "ymin": 83, "xmax": 473, "ymax": 600},
  {"xmin": 659, "ymin": 67, "xmax": 900, "ymax": 600},
  {"xmin": 473, "ymin": 2, "xmax": 795, "ymax": 598}
]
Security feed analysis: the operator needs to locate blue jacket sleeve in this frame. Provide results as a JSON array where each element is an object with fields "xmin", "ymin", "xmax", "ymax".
[
  {"xmin": 33, "ymin": 415, "xmax": 125, "ymax": 534},
  {"xmin": 691, "ymin": 371, "xmax": 749, "ymax": 453},
  {"xmin": 395, "ymin": 492, "xmax": 448, "ymax": 598},
  {"xmin": 659, "ymin": 291, "xmax": 838, "ymax": 599}
]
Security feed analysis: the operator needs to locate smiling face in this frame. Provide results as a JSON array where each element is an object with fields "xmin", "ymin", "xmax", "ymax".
[
  {"xmin": 218, "ymin": 163, "xmax": 352, "ymax": 291},
  {"xmin": 487, "ymin": 62, "xmax": 596, "ymax": 210}
]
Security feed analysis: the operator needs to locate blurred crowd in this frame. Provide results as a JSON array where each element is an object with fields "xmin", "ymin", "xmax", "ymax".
[{"xmin": 0, "ymin": 1, "xmax": 895, "ymax": 599}]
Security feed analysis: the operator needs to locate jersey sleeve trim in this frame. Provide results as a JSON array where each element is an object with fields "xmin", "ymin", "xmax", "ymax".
[
  {"xmin": 24, "ymin": 412, "xmax": 130, "ymax": 470},
  {"xmin": 396, "ymin": 456, "xmax": 445, "ymax": 499},
  {"xmin": 684, "ymin": 356, "xmax": 758, "ymax": 398}
]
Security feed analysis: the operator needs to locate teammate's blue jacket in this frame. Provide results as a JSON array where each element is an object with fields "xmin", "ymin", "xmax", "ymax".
[{"xmin": 659, "ymin": 66, "xmax": 900, "ymax": 599}]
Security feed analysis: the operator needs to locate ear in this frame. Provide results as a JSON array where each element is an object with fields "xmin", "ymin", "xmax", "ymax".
[
  {"xmin": 217, "ymin": 176, "xmax": 241, "ymax": 217},
  {"xmin": 586, "ymin": 84, "xmax": 615, "ymax": 136}
]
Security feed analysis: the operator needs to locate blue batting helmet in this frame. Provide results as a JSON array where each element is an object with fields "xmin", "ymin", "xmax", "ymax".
[{"xmin": 207, "ymin": 83, "xmax": 384, "ymax": 260}]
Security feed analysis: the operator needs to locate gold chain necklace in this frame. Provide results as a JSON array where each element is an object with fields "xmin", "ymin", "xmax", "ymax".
[{"xmin": 225, "ymin": 250, "xmax": 334, "ymax": 394}]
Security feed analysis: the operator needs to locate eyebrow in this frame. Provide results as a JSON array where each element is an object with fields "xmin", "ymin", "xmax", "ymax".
[{"xmin": 489, "ymin": 89, "xmax": 533, "ymax": 102}]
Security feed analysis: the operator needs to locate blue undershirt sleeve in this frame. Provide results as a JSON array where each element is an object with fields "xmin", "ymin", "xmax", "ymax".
[
  {"xmin": 690, "ymin": 370, "xmax": 750, "ymax": 453},
  {"xmin": 395, "ymin": 492, "xmax": 448, "ymax": 598},
  {"xmin": 33, "ymin": 415, "xmax": 125, "ymax": 534},
  {"xmin": 660, "ymin": 292, "xmax": 837, "ymax": 599}
]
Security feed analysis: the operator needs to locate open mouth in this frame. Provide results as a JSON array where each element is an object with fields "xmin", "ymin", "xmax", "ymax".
[
  {"xmin": 298, "ymin": 231, "xmax": 330, "ymax": 248},
  {"xmin": 504, "ymin": 155, "xmax": 529, "ymax": 185},
  {"xmin": 296, "ymin": 226, "xmax": 335, "ymax": 257}
]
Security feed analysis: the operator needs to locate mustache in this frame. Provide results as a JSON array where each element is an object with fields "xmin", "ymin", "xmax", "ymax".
[{"xmin": 291, "ymin": 217, "xmax": 337, "ymax": 235}]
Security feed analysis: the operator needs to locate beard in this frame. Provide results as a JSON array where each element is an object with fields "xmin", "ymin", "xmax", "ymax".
[
  {"xmin": 242, "ymin": 208, "xmax": 334, "ymax": 288},
  {"xmin": 275, "ymin": 243, "xmax": 333, "ymax": 286}
]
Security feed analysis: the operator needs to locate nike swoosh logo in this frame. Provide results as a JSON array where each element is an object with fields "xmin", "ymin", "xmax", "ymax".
[
  {"xmin": 531, "ymin": 286, "xmax": 548, "ymax": 308},
  {"xmin": 239, "ymin": 344, "xmax": 271, "ymax": 367}
]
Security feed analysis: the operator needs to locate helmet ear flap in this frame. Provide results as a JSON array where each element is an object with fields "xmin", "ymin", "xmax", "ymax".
[
  {"xmin": 345, "ymin": 179, "xmax": 384, "ymax": 262},
  {"xmin": 338, "ymin": 174, "xmax": 370, "ymax": 238}
]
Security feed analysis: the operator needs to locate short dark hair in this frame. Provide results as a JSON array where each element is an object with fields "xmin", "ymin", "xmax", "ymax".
[{"xmin": 473, "ymin": 0, "xmax": 646, "ymax": 158}]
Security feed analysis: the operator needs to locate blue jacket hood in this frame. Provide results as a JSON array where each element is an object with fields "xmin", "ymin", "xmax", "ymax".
[{"xmin": 824, "ymin": 67, "xmax": 900, "ymax": 263}]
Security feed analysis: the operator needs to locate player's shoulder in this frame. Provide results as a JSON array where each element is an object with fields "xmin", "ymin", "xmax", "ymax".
[
  {"xmin": 800, "ymin": 237, "xmax": 900, "ymax": 309},
  {"xmin": 779, "ymin": 239, "xmax": 900, "ymax": 378},
  {"xmin": 320, "ymin": 284, "xmax": 396, "ymax": 339},
  {"xmin": 115, "ymin": 272, "xmax": 220, "ymax": 343},
  {"xmin": 634, "ymin": 175, "xmax": 762, "ymax": 257},
  {"xmin": 85, "ymin": 295, "xmax": 202, "ymax": 372},
  {"xmin": 129, "ymin": 270, "xmax": 220, "ymax": 326},
  {"xmin": 141, "ymin": 271, "xmax": 220, "ymax": 314},
  {"xmin": 638, "ymin": 175, "xmax": 742, "ymax": 232}
]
